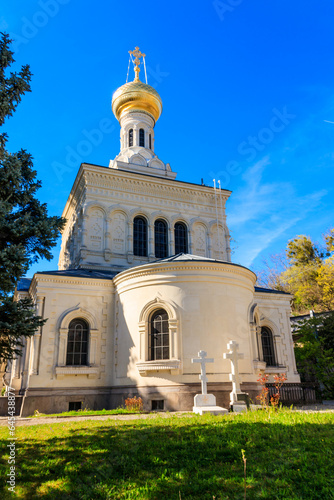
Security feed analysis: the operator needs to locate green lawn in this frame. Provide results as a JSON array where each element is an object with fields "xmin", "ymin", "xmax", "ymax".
[
  {"xmin": 28, "ymin": 408, "xmax": 142, "ymax": 418},
  {"xmin": 1, "ymin": 410, "xmax": 333, "ymax": 499}
]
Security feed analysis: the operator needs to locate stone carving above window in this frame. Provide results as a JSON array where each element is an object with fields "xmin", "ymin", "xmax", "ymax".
[
  {"xmin": 211, "ymin": 225, "xmax": 225, "ymax": 260},
  {"xmin": 88, "ymin": 209, "xmax": 104, "ymax": 251},
  {"xmin": 111, "ymin": 212, "xmax": 126, "ymax": 254},
  {"xmin": 193, "ymin": 223, "xmax": 207, "ymax": 257}
]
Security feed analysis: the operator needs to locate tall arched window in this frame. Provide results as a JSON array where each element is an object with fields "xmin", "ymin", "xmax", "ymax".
[
  {"xmin": 139, "ymin": 128, "xmax": 145, "ymax": 147},
  {"xmin": 66, "ymin": 319, "xmax": 89, "ymax": 366},
  {"xmin": 129, "ymin": 129, "xmax": 133, "ymax": 147},
  {"xmin": 133, "ymin": 216, "xmax": 147, "ymax": 257},
  {"xmin": 261, "ymin": 327, "xmax": 277, "ymax": 367},
  {"xmin": 149, "ymin": 309, "xmax": 169, "ymax": 360},
  {"xmin": 174, "ymin": 222, "xmax": 188, "ymax": 254},
  {"xmin": 154, "ymin": 219, "xmax": 168, "ymax": 258}
]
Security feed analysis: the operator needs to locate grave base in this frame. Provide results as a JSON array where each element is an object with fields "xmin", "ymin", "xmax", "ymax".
[
  {"xmin": 193, "ymin": 405, "xmax": 229, "ymax": 415},
  {"xmin": 231, "ymin": 403, "xmax": 247, "ymax": 413}
]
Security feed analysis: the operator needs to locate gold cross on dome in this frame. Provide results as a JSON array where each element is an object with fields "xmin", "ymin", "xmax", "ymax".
[{"xmin": 129, "ymin": 46, "xmax": 146, "ymax": 81}]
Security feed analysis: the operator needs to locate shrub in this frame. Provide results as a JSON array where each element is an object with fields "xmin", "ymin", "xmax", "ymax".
[
  {"xmin": 124, "ymin": 396, "xmax": 143, "ymax": 412},
  {"xmin": 256, "ymin": 373, "xmax": 287, "ymax": 409}
]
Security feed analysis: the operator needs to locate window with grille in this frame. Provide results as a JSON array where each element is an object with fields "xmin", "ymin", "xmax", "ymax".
[
  {"xmin": 133, "ymin": 216, "xmax": 148, "ymax": 256},
  {"xmin": 154, "ymin": 219, "xmax": 168, "ymax": 258},
  {"xmin": 149, "ymin": 309, "xmax": 169, "ymax": 361},
  {"xmin": 139, "ymin": 128, "xmax": 145, "ymax": 147},
  {"xmin": 261, "ymin": 327, "xmax": 277, "ymax": 367},
  {"xmin": 151, "ymin": 400, "xmax": 164, "ymax": 411},
  {"xmin": 69, "ymin": 402, "xmax": 82, "ymax": 411},
  {"xmin": 129, "ymin": 129, "xmax": 133, "ymax": 147},
  {"xmin": 174, "ymin": 222, "xmax": 188, "ymax": 254},
  {"xmin": 66, "ymin": 319, "xmax": 89, "ymax": 366}
]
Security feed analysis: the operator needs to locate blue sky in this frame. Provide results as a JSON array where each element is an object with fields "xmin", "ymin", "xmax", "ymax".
[{"xmin": 2, "ymin": 0, "xmax": 334, "ymax": 277}]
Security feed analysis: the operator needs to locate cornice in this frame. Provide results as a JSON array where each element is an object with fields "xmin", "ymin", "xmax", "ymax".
[
  {"xmin": 113, "ymin": 261, "xmax": 256, "ymax": 288},
  {"xmin": 34, "ymin": 274, "xmax": 114, "ymax": 289},
  {"xmin": 254, "ymin": 291, "xmax": 293, "ymax": 301},
  {"xmin": 85, "ymin": 170, "xmax": 230, "ymax": 201},
  {"xmin": 65, "ymin": 163, "xmax": 230, "ymax": 205}
]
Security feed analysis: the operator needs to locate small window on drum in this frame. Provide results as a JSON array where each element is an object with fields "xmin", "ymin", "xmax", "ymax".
[
  {"xmin": 149, "ymin": 134, "xmax": 152, "ymax": 149},
  {"xmin": 139, "ymin": 128, "xmax": 145, "ymax": 147},
  {"xmin": 129, "ymin": 129, "xmax": 133, "ymax": 147}
]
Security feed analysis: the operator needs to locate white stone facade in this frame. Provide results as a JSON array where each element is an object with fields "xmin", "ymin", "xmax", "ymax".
[{"xmin": 58, "ymin": 164, "xmax": 232, "ymax": 272}]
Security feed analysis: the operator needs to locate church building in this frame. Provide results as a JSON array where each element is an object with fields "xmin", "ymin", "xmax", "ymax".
[{"xmin": 5, "ymin": 48, "xmax": 300, "ymax": 416}]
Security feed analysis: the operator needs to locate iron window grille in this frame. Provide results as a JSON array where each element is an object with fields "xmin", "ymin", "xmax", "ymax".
[
  {"xmin": 174, "ymin": 222, "xmax": 188, "ymax": 254},
  {"xmin": 149, "ymin": 309, "xmax": 169, "ymax": 360},
  {"xmin": 66, "ymin": 319, "xmax": 89, "ymax": 366},
  {"xmin": 133, "ymin": 216, "xmax": 148, "ymax": 256},
  {"xmin": 261, "ymin": 326, "xmax": 277, "ymax": 367},
  {"xmin": 154, "ymin": 219, "xmax": 168, "ymax": 258}
]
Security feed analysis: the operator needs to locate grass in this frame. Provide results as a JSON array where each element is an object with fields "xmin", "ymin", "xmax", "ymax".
[
  {"xmin": 29, "ymin": 408, "xmax": 142, "ymax": 418},
  {"xmin": 0, "ymin": 409, "xmax": 333, "ymax": 499}
]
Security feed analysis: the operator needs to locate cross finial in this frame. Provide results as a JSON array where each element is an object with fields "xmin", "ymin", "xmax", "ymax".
[{"xmin": 129, "ymin": 46, "xmax": 146, "ymax": 82}]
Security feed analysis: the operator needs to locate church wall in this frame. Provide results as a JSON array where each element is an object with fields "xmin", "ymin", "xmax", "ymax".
[
  {"xmin": 112, "ymin": 261, "xmax": 259, "ymax": 410},
  {"xmin": 254, "ymin": 291, "xmax": 300, "ymax": 383},
  {"xmin": 18, "ymin": 274, "xmax": 115, "ymax": 416},
  {"xmin": 59, "ymin": 165, "xmax": 232, "ymax": 271}
]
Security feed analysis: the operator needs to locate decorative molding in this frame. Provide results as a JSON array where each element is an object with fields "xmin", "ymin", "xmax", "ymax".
[
  {"xmin": 55, "ymin": 366, "xmax": 99, "ymax": 379},
  {"xmin": 253, "ymin": 360, "xmax": 266, "ymax": 371},
  {"xmin": 136, "ymin": 359, "xmax": 181, "ymax": 376},
  {"xmin": 265, "ymin": 366, "xmax": 286, "ymax": 374},
  {"xmin": 114, "ymin": 262, "xmax": 256, "ymax": 288},
  {"xmin": 35, "ymin": 276, "xmax": 114, "ymax": 288}
]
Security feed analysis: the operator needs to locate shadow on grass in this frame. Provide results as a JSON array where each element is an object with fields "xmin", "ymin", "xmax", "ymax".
[{"xmin": 1, "ymin": 413, "xmax": 334, "ymax": 499}]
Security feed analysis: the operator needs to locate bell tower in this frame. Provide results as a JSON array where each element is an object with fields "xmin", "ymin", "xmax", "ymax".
[{"xmin": 110, "ymin": 47, "xmax": 176, "ymax": 179}]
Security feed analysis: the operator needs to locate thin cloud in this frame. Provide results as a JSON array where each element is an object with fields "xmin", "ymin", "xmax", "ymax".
[{"xmin": 228, "ymin": 159, "xmax": 328, "ymax": 267}]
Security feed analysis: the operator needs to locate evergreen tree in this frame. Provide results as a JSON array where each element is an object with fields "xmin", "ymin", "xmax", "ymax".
[{"xmin": 0, "ymin": 33, "xmax": 65, "ymax": 362}]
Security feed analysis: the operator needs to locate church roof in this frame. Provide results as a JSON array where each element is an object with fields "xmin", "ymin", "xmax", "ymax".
[
  {"xmin": 17, "ymin": 260, "xmax": 289, "ymax": 297},
  {"xmin": 138, "ymin": 253, "xmax": 256, "ymax": 275},
  {"xmin": 254, "ymin": 286, "xmax": 290, "ymax": 295},
  {"xmin": 35, "ymin": 269, "xmax": 118, "ymax": 280},
  {"xmin": 154, "ymin": 253, "xmax": 230, "ymax": 263},
  {"xmin": 17, "ymin": 278, "xmax": 32, "ymax": 291},
  {"xmin": 17, "ymin": 270, "xmax": 118, "ymax": 291}
]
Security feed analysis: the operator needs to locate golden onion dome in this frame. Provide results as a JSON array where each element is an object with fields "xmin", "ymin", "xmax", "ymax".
[{"xmin": 112, "ymin": 80, "xmax": 163, "ymax": 123}]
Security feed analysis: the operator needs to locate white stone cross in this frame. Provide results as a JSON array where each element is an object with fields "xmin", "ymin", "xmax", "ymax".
[
  {"xmin": 191, "ymin": 350, "xmax": 214, "ymax": 395},
  {"xmin": 223, "ymin": 341, "xmax": 244, "ymax": 396}
]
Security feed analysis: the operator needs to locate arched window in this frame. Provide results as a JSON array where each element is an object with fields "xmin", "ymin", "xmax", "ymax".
[
  {"xmin": 66, "ymin": 319, "xmax": 89, "ymax": 366},
  {"xmin": 174, "ymin": 222, "xmax": 188, "ymax": 254},
  {"xmin": 129, "ymin": 129, "xmax": 133, "ymax": 147},
  {"xmin": 261, "ymin": 327, "xmax": 277, "ymax": 367},
  {"xmin": 149, "ymin": 309, "xmax": 169, "ymax": 360},
  {"xmin": 154, "ymin": 219, "xmax": 168, "ymax": 258},
  {"xmin": 149, "ymin": 133, "xmax": 152, "ymax": 150},
  {"xmin": 139, "ymin": 128, "xmax": 145, "ymax": 147},
  {"xmin": 133, "ymin": 216, "xmax": 147, "ymax": 257}
]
